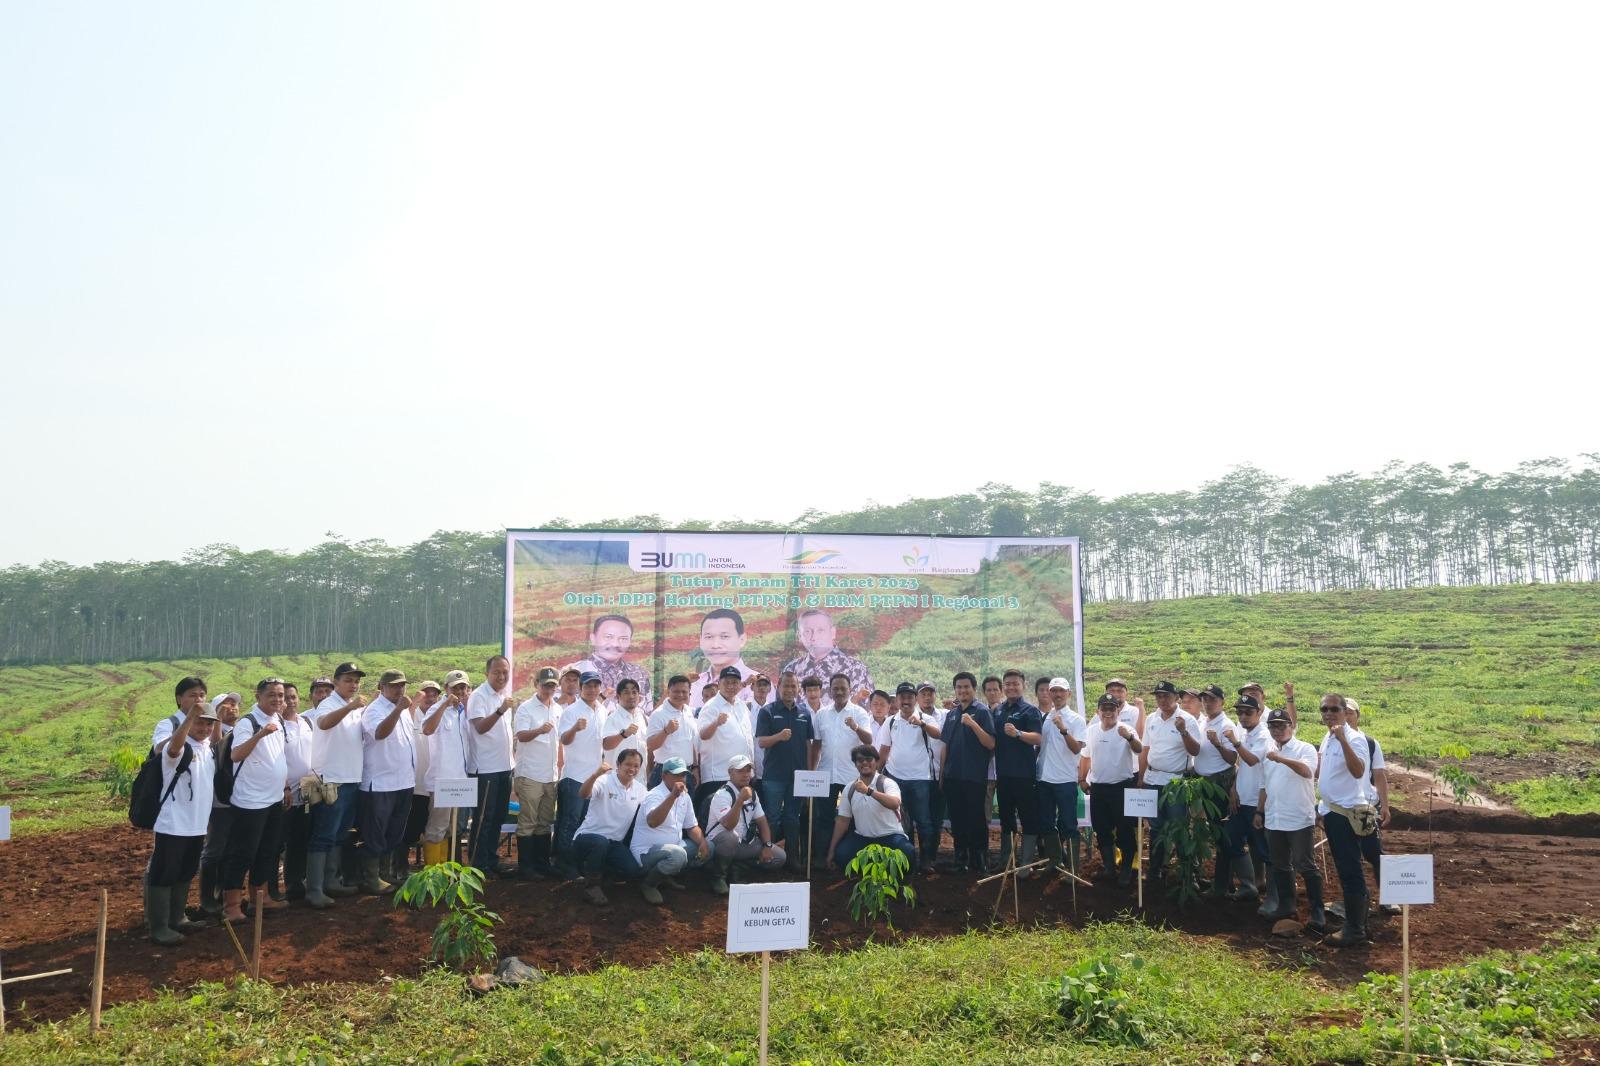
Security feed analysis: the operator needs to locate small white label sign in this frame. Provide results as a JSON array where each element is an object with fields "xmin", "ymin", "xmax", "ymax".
[
  {"xmin": 0, "ymin": 804, "xmax": 10, "ymax": 841},
  {"xmin": 1078, "ymin": 794, "xmax": 1092, "ymax": 828},
  {"xmin": 1379, "ymin": 854, "xmax": 1435, "ymax": 906},
  {"xmin": 1124, "ymin": 788, "xmax": 1159, "ymax": 819},
  {"xmin": 793, "ymin": 770, "xmax": 830, "ymax": 798},
  {"xmin": 434, "ymin": 778, "xmax": 478, "ymax": 808},
  {"xmin": 726, "ymin": 881, "xmax": 811, "ymax": 954}
]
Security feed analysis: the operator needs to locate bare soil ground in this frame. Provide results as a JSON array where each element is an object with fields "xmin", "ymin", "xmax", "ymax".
[{"xmin": 1, "ymin": 770, "xmax": 1595, "ymax": 1028}]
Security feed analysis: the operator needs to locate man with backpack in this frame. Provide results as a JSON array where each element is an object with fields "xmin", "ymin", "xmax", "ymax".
[
  {"xmin": 704, "ymin": 754, "xmax": 784, "ymax": 894},
  {"xmin": 220, "ymin": 678, "xmax": 292, "ymax": 923},
  {"xmin": 826, "ymin": 745, "xmax": 916, "ymax": 873},
  {"xmin": 197, "ymin": 690, "xmax": 241, "ymax": 917},
  {"xmin": 137, "ymin": 677, "xmax": 217, "ymax": 945}
]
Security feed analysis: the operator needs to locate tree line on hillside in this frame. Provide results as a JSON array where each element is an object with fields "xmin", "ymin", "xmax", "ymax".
[{"xmin": 2, "ymin": 457, "xmax": 1597, "ymax": 665}]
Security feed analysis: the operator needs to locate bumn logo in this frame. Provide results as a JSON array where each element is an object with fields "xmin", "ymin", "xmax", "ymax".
[
  {"xmin": 640, "ymin": 551, "xmax": 708, "ymax": 570},
  {"xmin": 902, "ymin": 544, "xmax": 930, "ymax": 568}
]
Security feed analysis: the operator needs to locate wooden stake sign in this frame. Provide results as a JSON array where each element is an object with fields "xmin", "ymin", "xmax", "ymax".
[
  {"xmin": 1379, "ymin": 854, "xmax": 1435, "ymax": 1055},
  {"xmin": 1123, "ymin": 789, "xmax": 1158, "ymax": 908},
  {"xmin": 792, "ymin": 771, "xmax": 829, "ymax": 879},
  {"xmin": 726, "ymin": 882, "xmax": 810, "ymax": 1066}
]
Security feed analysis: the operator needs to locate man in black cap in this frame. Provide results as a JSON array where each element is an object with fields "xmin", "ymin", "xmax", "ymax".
[
  {"xmin": 1139, "ymin": 681, "xmax": 1200, "ymax": 882},
  {"xmin": 879, "ymin": 681, "xmax": 943, "ymax": 871},
  {"xmin": 696, "ymin": 665, "xmax": 757, "ymax": 828},
  {"xmin": 1084, "ymin": 693, "xmax": 1144, "ymax": 885}
]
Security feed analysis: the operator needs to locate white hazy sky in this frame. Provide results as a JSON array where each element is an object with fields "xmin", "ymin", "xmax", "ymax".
[{"xmin": 2, "ymin": 2, "xmax": 1596, "ymax": 567}]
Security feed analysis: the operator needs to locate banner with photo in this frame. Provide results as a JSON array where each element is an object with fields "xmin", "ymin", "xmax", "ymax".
[{"xmin": 503, "ymin": 531, "xmax": 1084, "ymax": 710}]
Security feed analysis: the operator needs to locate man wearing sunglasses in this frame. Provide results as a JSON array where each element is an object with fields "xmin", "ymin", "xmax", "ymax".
[
  {"xmin": 1255, "ymin": 709, "xmax": 1324, "ymax": 930},
  {"xmin": 1316, "ymin": 694, "xmax": 1372, "ymax": 946},
  {"xmin": 827, "ymin": 746, "xmax": 916, "ymax": 873}
]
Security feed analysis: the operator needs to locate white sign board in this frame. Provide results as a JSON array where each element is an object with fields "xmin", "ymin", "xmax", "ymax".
[
  {"xmin": 434, "ymin": 778, "xmax": 478, "ymax": 808},
  {"xmin": 1123, "ymin": 788, "xmax": 1159, "ymax": 819},
  {"xmin": 1379, "ymin": 854, "xmax": 1435, "ymax": 906},
  {"xmin": 793, "ymin": 770, "xmax": 830, "ymax": 799},
  {"xmin": 726, "ymin": 882, "xmax": 811, "ymax": 954},
  {"xmin": 0, "ymin": 804, "xmax": 10, "ymax": 841}
]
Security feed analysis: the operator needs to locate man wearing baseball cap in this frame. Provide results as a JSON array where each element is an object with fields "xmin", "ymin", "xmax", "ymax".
[
  {"xmin": 1084, "ymin": 693, "xmax": 1144, "ymax": 886},
  {"xmin": 305, "ymin": 662, "xmax": 368, "ymax": 907},
  {"xmin": 355, "ymin": 669, "xmax": 417, "ymax": 894},
  {"xmin": 511, "ymin": 667, "xmax": 562, "ymax": 880},
  {"xmin": 418, "ymin": 671, "xmax": 474, "ymax": 866},
  {"xmin": 1255, "ymin": 708, "xmax": 1325, "ymax": 931},
  {"xmin": 554, "ymin": 670, "xmax": 607, "ymax": 877},
  {"xmin": 705, "ymin": 754, "xmax": 784, "ymax": 894},
  {"xmin": 143, "ymin": 678, "xmax": 217, "ymax": 944},
  {"xmin": 1139, "ymin": 681, "xmax": 1200, "ymax": 883},
  {"xmin": 630, "ymin": 756, "xmax": 710, "ymax": 904},
  {"xmin": 879, "ymin": 682, "xmax": 942, "ymax": 871},
  {"xmin": 195, "ymin": 690, "xmax": 241, "ymax": 917},
  {"xmin": 1038, "ymin": 678, "xmax": 1087, "ymax": 875}
]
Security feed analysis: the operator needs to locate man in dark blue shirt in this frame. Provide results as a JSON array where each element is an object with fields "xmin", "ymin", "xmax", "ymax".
[
  {"xmin": 755, "ymin": 671, "xmax": 814, "ymax": 873},
  {"xmin": 939, "ymin": 671, "xmax": 997, "ymax": 873},
  {"xmin": 992, "ymin": 669, "xmax": 1045, "ymax": 875}
]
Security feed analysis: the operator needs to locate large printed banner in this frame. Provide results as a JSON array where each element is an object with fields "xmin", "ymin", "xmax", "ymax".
[{"xmin": 503, "ymin": 531, "xmax": 1084, "ymax": 710}]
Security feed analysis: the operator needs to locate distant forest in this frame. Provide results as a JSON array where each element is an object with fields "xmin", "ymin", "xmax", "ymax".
[{"xmin": 3, "ymin": 457, "xmax": 1597, "ymax": 665}]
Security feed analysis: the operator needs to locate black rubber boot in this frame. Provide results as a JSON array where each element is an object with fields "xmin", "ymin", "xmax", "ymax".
[
  {"xmin": 170, "ymin": 879, "xmax": 207, "ymax": 933},
  {"xmin": 1304, "ymin": 870, "xmax": 1328, "ymax": 933},
  {"xmin": 1208, "ymin": 852, "xmax": 1232, "ymax": 898},
  {"xmin": 515, "ymin": 835, "xmax": 538, "ymax": 881},
  {"xmin": 198, "ymin": 860, "xmax": 223, "ymax": 916},
  {"xmin": 145, "ymin": 883, "xmax": 184, "ymax": 946},
  {"xmin": 531, "ymin": 834, "xmax": 556, "ymax": 878},
  {"xmin": 1265, "ymin": 870, "xmax": 1298, "ymax": 921},
  {"xmin": 1326, "ymin": 892, "xmax": 1368, "ymax": 946},
  {"xmin": 1098, "ymin": 848, "xmax": 1118, "ymax": 883}
]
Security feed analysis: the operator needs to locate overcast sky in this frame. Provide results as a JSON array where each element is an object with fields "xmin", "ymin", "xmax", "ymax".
[{"xmin": 2, "ymin": 2, "xmax": 1595, "ymax": 568}]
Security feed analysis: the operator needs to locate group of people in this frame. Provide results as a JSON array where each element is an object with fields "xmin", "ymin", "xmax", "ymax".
[{"xmin": 140, "ymin": 655, "xmax": 1395, "ymax": 950}]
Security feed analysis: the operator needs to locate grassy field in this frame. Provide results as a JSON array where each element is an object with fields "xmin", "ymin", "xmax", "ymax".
[
  {"xmin": 3, "ymin": 921, "xmax": 1596, "ymax": 1065},
  {"xmin": 2, "ymin": 585, "xmax": 1597, "ymax": 837}
]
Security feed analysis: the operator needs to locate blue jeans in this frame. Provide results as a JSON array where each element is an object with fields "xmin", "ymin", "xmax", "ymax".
[
  {"xmin": 759, "ymin": 778, "xmax": 799, "ymax": 854},
  {"xmin": 834, "ymin": 831, "xmax": 916, "ymax": 873},
  {"xmin": 1148, "ymin": 777, "xmax": 1189, "ymax": 871},
  {"xmin": 554, "ymin": 777, "xmax": 589, "ymax": 862},
  {"xmin": 1037, "ymin": 780, "xmax": 1081, "ymax": 842},
  {"xmin": 891, "ymin": 777, "xmax": 936, "ymax": 862},
  {"xmin": 637, "ymin": 841, "xmax": 707, "ymax": 878},
  {"xmin": 470, "ymin": 770, "xmax": 513, "ymax": 873},
  {"xmin": 1226, "ymin": 803, "xmax": 1269, "ymax": 868},
  {"xmin": 307, "ymin": 782, "xmax": 359, "ymax": 854},
  {"xmin": 569, "ymin": 833, "xmax": 642, "ymax": 880}
]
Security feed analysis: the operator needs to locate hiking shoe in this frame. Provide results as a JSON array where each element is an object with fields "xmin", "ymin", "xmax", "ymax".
[{"xmin": 641, "ymin": 883, "xmax": 664, "ymax": 905}]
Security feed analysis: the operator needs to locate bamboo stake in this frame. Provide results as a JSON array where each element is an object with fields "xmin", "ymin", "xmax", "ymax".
[
  {"xmin": 806, "ymin": 798, "xmax": 813, "ymax": 879},
  {"xmin": 0, "ymin": 967, "xmax": 75, "ymax": 985},
  {"xmin": 975, "ymin": 857, "xmax": 1051, "ymax": 885},
  {"xmin": 1136, "ymin": 819, "xmax": 1144, "ymax": 909},
  {"xmin": 1402, "ymin": 904, "xmax": 1412, "ymax": 1055},
  {"xmin": 220, "ymin": 911, "xmax": 251, "ymax": 972},
  {"xmin": 758, "ymin": 950, "xmax": 771, "ymax": 1066},
  {"xmin": 251, "ymin": 887, "xmax": 264, "ymax": 981},
  {"xmin": 91, "ymin": 889, "xmax": 108, "ymax": 1032}
]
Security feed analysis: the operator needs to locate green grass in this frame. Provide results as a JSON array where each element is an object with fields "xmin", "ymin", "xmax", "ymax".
[
  {"xmin": 0, "ymin": 648, "xmax": 494, "ymax": 837},
  {"xmin": 5, "ymin": 922, "xmax": 1596, "ymax": 1064},
  {"xmin": 3, "ymin": 585, "xmax": 1598, "ymax": 834}
]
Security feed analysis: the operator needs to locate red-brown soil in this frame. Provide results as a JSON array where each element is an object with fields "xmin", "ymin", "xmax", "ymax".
[{"xmin": 1, "ymin": 781, "xmax": 1596, "ymax": 1028}]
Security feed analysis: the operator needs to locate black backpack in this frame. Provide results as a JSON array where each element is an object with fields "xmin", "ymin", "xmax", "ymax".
[
  {"xmin": 129, "ymin": 722, "xmax": 195, "ymax": 830},
  {"xmin": 213, "ymin": 713, "xmax": 259, "ymax": 806}
]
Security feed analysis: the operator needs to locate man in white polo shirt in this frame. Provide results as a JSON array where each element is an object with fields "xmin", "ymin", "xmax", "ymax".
[
  {"xmin": 1037, "ymin": 678, "xmax": 1087, "ymax": 874},
  {"xmin": 306, "ymin": 662, "xmax": 367, "ymax": 907},
  {"xmin": 419, "ymin": 671, "xmax": 474, "ymax": 865},
  {"xmin": 357, "ymin": 669, "xmax": 417, "ymax": 894},
  {"xmin": 1317, "ymin": 693, "xmax": 1373, "ymax": 947},
  {"xmin": 1139, "ymin": 681, "xmax": 1199, "ymax": 882},
  {"xmin": 809, "ymin": 673, "xmax": 875, "ymax": 869},
  {"xmin": 1193, "ymin": 684, "xmax": 1241, "ymax": 897},
  {"xmin": 878, "ymin": 682, "xmax": 942, "ymax": 871},
  {"xmin": 466, "ymin": 654, "xmax": 517, "ymax": 877},
  {"xmin": 602, "ymin": 677, "xmax": 650, "ymax": 765},
  {"xmin": 827, "ymin": 745, "xmax": 915, "ymax": 873},
  {"xmin": 569, "ymin": 749, "xmax": 648, "ymax": 906},
  {"xmin": 647, "ymin": 674, "xmax": 700, "ymax": 790},
  {"xmin": 1085, "ymin": 694, "xmax": 1143, "ymax": 886},
  {"xmin": 512, "ymin": 667, "xmax": 561, "ymax": 880},
  {"xmin": 1255, "ymin": 708, "xmax": 1325, "ymax": 930},
  {"xmin": 696, "ymin": 666, "xmax": 756, "ymax": 827},
  {"xmin": 630, "ymin": 756, "xmax": 710, "ymax": 904},
  {"xmin": 555, "ymin": 670, "xmax": 607, "ymax": 877},
  {"xmin": 220, "ymin": 678, "xmax": 291, "ymax": 923},
  {"xmin": 705, "ymin": 754, "xmax": 783, "ymax": 895}
]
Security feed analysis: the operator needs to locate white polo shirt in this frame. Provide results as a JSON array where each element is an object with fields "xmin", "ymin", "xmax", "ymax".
[
  {"xmin": 697, "ymin": 694, "xmax": 755, "ymax": 784},
  {"xmin": 560, "ymin": 698, "xmax": 606, "ymax": 784},
  {"xmin": 310, "ymin": 694, "xmax": 366, "ymax": 785},
  {"xmin": 1193, "ymin": 713, "xmax": 1238, "ymax": 776},
  {"xmin": 881, "ymin": 713, "xmax": 938, "ymax": 781},
  {"xmin": 630, "ymin": 783, "xmax": 697, "ymax": 859},
  {"xmin": 410, "ymin": 704, "xmax": 431, "ymax": 793},
  {"xmin": 706, "ymin": 783, "xmax": 767, "ymax": 843},
  {"xmin": 1085, "ymin": 719, "xmax": 1138, "ymax": 784},
  {"xmin": 426, "ymin": 702, "xmax": 473, "ymax": 792},
  {"xmin": 1142, "ymin": 710, "xmax": 1197, "ymax": 786},
  {"xmin": 646, "ymin": 700, "xmax": 699, "ymax": 767},
  {"xmin": 230, "ymin": 707, "xmax": 289, "ymax": 810},
  {"xmin": 814, "ymin": 702, "xmax": 872, "ymax": 786},
  {"xmin": 281, "ymin": 715, "xmax": 313, "ymax": 795},
  {"xmin": 1263, "ymin": 736, "xmax": 1318, "ymax": 830},
  {"xmin": 513, "ymin": 696, "xmax": 561, "ymax": 783},
  {"xmin": 575, "ymin": 771, "xmax": 646, "ymax": 842},
  {"xmin": 361, "ymin": 696, "xmax": 417, "ymax": 793},
  {"xmin": 604, "ymin": 703, "xmax": 650, "ymax": 764},
  {"xmin": 1233, "ymin": 719, "xmax": 1271, "ymax": 804},
  {"xmin": 1039, "ymin": 707, "xmax": 1088, "ymax": 785},
  {"xmin": 1317, "ymin": 727, "xmax": 1371, "ymax": 814},
  {"xmin": 466, "ymin": 682, "xmax": 513, "ymax": 775},
  {"xmin": 155, "ymin": 736, "xmax": 215, "ymax": 837},
  {"xmin": 840, "ymin": 775, "xmax": 904, "ymax": 838}
]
